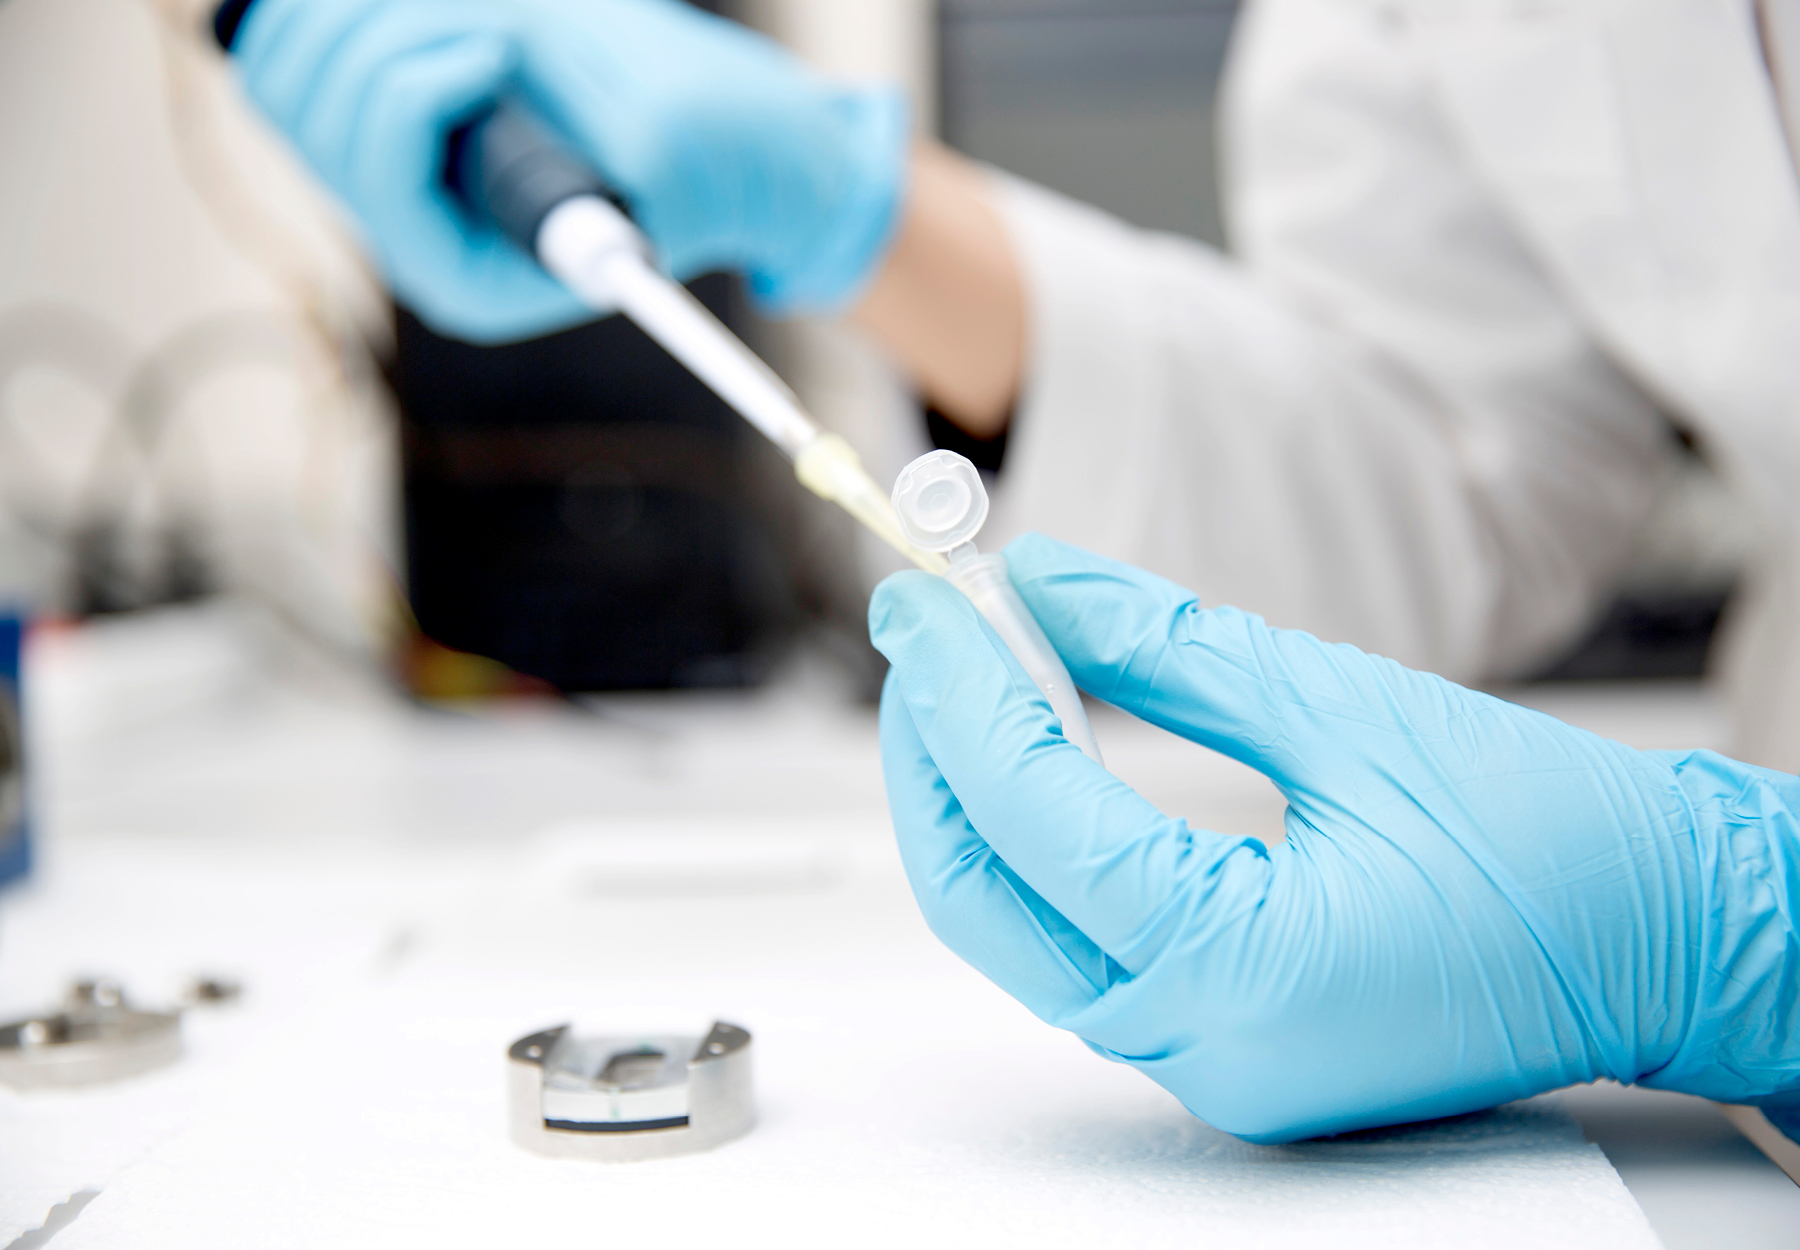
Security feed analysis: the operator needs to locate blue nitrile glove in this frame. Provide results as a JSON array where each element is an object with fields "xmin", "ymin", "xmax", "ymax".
[
  {"xmin": 230, "ymin": 0, "xmax": 907, "ymax": 342},
  {"xmin": 871, "ymin": 533, "xmax": 1800, "ymax": 1143}
]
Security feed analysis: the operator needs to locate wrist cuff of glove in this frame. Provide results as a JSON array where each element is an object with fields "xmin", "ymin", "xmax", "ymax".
[{"xmin": 748, "ymin": 86, "xmax": 910, "ymax": 318}]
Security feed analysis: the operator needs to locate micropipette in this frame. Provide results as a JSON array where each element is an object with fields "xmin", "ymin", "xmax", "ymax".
[
  {"xmin": 462, "ymin": 104, "xmax": 1099, "ymax": 760},
  {"xmin": 459, "ymin": 104, "xmax": 945, "ymax": 576}
]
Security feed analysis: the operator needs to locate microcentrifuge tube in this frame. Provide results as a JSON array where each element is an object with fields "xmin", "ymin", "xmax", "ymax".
[{"xmin": 891, "ymin": 451, "xmax": 1102, "ymax": 764}]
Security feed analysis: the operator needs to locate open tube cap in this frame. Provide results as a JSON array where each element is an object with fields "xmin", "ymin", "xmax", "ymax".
[{"xmin": 891, "ymin": 451, "xmax": 988, "ymax": 553}]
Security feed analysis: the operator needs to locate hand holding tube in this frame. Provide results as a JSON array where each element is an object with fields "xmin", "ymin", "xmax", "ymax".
[{"xmin": 871, "ymin": 533, "xmax": 1800, "ymax": 1143}]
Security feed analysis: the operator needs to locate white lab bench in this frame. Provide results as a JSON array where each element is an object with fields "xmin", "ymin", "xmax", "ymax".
[{"xmin": 2, "ymin": 602, "xmax": 1796, "ymax": 1248}]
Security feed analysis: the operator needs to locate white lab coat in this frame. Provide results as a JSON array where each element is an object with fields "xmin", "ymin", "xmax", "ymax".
[{"xmin": 982, "ymin": 0, "xmax": 1800, "ymax": 769}]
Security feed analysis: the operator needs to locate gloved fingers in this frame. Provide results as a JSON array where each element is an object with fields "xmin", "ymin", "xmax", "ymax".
[
  {"xmin": 745, "ymin": 86, "xmax": 910, "ymax": 315},
  {"xmin": 234, "ymin": 0, "xmax": 587, "ymax": 342},
  {"xmin": 879, "ymin": 674, "xmax": 1112, "ymax": 1023},
  {"xmin": 234, "ymin": 0, "xmax": 388, "ymax": 142},
  {"xmin": 347, "ymin": 31, "xmax": 592, "ymax": 340},
  {"xmin": 1000, "ymin": 532, "xmax": 1379, "ymax": 793},
  {"xmin": 872, "ymin": 571, "xmax": 1271, "ymax": 971},
  {"xmin": 501, "ymin": 0, "xmax": 747, "ymax": 275},
  {"xmin": 510, "ymin": 0, "xmax": 904, "ymax": 308},
  {"xmin": 290, "ymin": 0, "xmax": 513, "ymax": 191}
]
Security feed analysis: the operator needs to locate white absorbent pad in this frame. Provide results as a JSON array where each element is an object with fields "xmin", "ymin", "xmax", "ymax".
[
  {"xmin": 14, "ymin": 817, "xmax": 1662, "ymax": 1249},
  {"xmin": 47, "ymin": 964, "xmax": 1659, "ymax": 1250}
]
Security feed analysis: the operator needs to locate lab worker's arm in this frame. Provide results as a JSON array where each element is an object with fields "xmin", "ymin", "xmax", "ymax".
[
  {"xmin": 970, "ymin": 169, "xmax": 1617, "ymax": 684},
  {"xmin": 849, "ymin": 142, "xmax": 1026, "ymax": 437},
  {"xmin": 858, "ymin": 0, "xmax": 1679, "ymax": 682}
]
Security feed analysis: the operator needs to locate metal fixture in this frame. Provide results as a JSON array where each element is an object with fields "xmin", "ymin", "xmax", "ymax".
[
  {"xmin": 507, "ymin": 1021, "xmax": 754, "ymax": 1161},
  {"xmin": 0, "ymin": 980, "xmax": 184, "ymax": 1089}
]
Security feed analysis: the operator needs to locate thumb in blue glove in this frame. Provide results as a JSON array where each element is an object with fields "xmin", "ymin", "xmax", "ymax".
[
  {"xmin": 230, "ymin": 0, "xmax": 908, "ymax": 343},
  {"xmin": 871, "ymin": 532, "xmax": 1800, "ymax": 1143}
]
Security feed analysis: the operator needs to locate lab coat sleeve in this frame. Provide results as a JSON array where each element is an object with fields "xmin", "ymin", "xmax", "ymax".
[{"xmin": 978, "ymin": 0, "xmax": 1678, "ymax": 682}]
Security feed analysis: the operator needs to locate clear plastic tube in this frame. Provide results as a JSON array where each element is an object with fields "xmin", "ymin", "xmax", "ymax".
[
  {"xmin": 892, "ymin": 451, "xmax": 1103, "ymax": 764},
  {"xmin": 945, "ymin": 549, "xmax": 1103, "ymax": 764}
]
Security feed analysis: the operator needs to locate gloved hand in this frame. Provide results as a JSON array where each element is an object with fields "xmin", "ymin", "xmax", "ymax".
[
  {"xmin": 229, "ymin": 0, "xmax": 907, "ymax": 342},
  {"xmin": 872, "ymin": 533, "xmax": 1800, "ymax": 1143}
]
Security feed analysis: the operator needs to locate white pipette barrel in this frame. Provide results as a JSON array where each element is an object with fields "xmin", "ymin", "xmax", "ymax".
[
  {"xmin": 537, "ymin": 199, "xmax": 815, "ymax": 456},
  {"xmin": 210, "ymin": 38, "xmax": 949, "ymax": 563},
  {"xmin": 533, "ymin": 198, "xmax": 945, "ymax": 575},
  {"xmin": 464, "ymin": 107, "xmax": 1095, "ymax": 757}
]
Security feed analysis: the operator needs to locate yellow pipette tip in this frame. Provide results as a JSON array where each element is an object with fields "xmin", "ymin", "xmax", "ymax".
[{"xmin": 793, "ymin": 435, "xmax": 949, "ymax": 575}]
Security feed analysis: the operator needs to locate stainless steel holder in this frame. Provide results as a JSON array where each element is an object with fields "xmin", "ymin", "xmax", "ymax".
[
  {"xmin": 0, "ymin": 980, "xmax": 184, "ymax": 1090},
  {"xmin": 507, "ymin": 1021, "xmax": 754, "ymax": 1162}
]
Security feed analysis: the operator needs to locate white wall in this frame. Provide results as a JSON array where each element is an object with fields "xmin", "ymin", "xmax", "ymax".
[{"xmin": 0, "ymin": 0, "xmax": 397, "ymax": 656}]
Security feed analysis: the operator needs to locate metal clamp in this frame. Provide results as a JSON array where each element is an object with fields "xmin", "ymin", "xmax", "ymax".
[
  {"xmin": 508, "ymin": 1021, "xmax": 754, "ymax": 1161},
  {"xmin": 0, "ymin": 980, "xmax": 184, "ymax": 1090}
]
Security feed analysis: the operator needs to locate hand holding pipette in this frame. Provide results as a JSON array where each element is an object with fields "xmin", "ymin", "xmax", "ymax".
[
  {"xmin": 458, "ymin": 105, "xmax": 946, "ymax": 578},
  {"xmin": 215, "ymin": 0, "xmax": 908, "ymax": 344},
  {"xmin": 464, "ymin": 105, "xmax": 1094, "ymax": 752},
  {"xmin": 215, "ymin": 0, "xmax": 1090, "ymax": 750},
  {"xmin": 473, "ymin": 109, "xmax": 1098, "ymax": 757},
  {"xmin": 470, "ymin": 106, "xmax": 1095, "ymax": 753}
]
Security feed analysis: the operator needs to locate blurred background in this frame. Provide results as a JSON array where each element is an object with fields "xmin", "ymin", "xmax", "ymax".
[{"xmin": 0, "ymin": 0, "xmax": 1754, "ymax": 721}]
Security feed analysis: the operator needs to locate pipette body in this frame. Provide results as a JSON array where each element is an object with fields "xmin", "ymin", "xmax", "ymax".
[
  {"xmin": 531, "ymin": 193, "xmax": 945, "ymax": 575},
  {"xmin": 463, "ymin": 104, "xmax": 1094, "ymax": 753}
]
